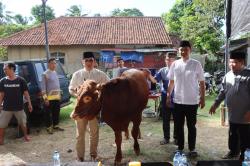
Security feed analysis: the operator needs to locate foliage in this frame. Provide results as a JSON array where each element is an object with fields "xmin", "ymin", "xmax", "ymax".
[
  {"xmin": 0, "ymin": 2, "xmax": 13, "ymax": 25},
  {"xmin": 0, "ymin": 46, "xmax": 7, "ymax": 60},
  {"xmin": 0, "ymin": 24, "xmax": 28, "ymax": 38},
  {"xmin": 204, "ymin": 54, "xmax": 224, "ymax": 74},
  {"xmin": 0, "ymin": 24, "xmax": 29, "ymax": 61},
  {"xmin": 31, "ymin": 4, "xmax": 55, "ymax": 24},
  {"xmin": 93, "ymin": 13, "xmax": 101, "ymax": 17},
  {"xmin": 66, "ymin": 5, "xmax": 87, "ymax": 17},
  {"xmin": 111, "ymin": 8, "xmax": 144, "ymax": 16},
  {"xmin": 163, "ymin": 0, "xmax": 225, "ymax": 54},
  {"xmin": 12, "ymin": 14, "xmax": 29, "ymax": 25}
]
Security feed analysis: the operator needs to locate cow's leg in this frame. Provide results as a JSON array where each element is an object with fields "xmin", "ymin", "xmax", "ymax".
[
  {"xmin": 131, "ymin": 121, "xmax": 141, "ymax": 156},
  {"xmin": 124, "ymin": 128, "xmax": 129, "ymax": 140},
  {"xmin": 114, "ymin": 131, "xmax": 122, "ymax": 165},
  {"xmin": 138, "ymin": 128, "xmax": 141, "ymax": 139}
]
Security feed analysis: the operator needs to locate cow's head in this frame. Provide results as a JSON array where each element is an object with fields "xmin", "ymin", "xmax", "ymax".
[{"xmin": 71, "ymin": 80, "xmax": 102, "ymax": 120}]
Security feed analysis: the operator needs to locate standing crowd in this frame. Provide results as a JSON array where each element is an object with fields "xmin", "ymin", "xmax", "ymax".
[{"xmin": 0, "ymin": 40, "xmax": 249, "ymax": 163}]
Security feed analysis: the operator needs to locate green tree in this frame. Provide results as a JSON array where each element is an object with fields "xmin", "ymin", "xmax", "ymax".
[
  {"xmin": 13, "ymin": 14, "xmax": 29, "ymax": 25},
  {"xmin": 0, "ymin": 24, "xmax": 29, "ymax": 60},
  {"xmin": 93, "ymin": 13, "xmax": 101, "ymax": 17},
  {"xmin": 31, "ymin": 5, "xmax": 55, "ymax": 24},
  {"xmin": 163, "ymin": 0, "xmax": 224, "ymax": 54},
  {"xmin": 0, "ymin": 46, "xmax": 7, "ymax": 60},
  {"xmin": 162, "ymin": 0, "xmax": 193, "ymax": 35},
  {"xmin": 0, "ymin": 2, "xmax": 13, "ymax": 24},
  {"xmin": 66, "ymin": 5, "xmax": 87, "ymax": 16},
  {"xmin": 111, "ymin": 8, "xmax": 144, "ymax": 16}
]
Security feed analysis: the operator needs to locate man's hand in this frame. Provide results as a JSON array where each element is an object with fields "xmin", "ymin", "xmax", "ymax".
[
  {"xmin": 209, "ymin": 104, "xmax": 217, "ymax": 115},
  {"xmin": 70, "ymin": 111, "xmax": 80, "ymax": 120},
  {"xmin": 44, "ymin": 99, "xmax": 49, "ymax": 106},
  {"xmin": 28, "ymin": 103, "xmax": 33, "ymax": 112},
  {"xmin": 166, "ymin": 93, "xmax": 171, "ymax": 108},
  {"xmin": 199, "ymin": 97, "xmax": 205, "ymax": 109},
  {"xmin": 244, "ymin": 112, "xmax": 250, "ymax": 122}
]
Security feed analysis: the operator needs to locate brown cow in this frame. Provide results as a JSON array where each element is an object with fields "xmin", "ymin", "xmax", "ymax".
[{"xmin": 71, "ymin": 69, "xmax": 149, "ymax": 164}]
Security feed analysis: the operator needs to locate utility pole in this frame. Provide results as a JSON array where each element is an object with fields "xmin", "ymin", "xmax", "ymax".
[{"xmin": 42, "ymin": 0, "xmax": 50, "ymax": 63}]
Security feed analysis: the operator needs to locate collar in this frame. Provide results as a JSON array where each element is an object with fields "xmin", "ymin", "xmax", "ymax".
[{"xmin": 83, "ymin": 68, "xmax": 95, "ymax": 72}]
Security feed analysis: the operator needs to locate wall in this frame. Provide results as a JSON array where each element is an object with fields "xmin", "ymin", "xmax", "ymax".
[
  {"xmin": 7, "ymin": 45, "xmax": 113, "ymax": 74},
  {"xmin": 7, "ymin": 44, "xmax": 169, "ymax": 74}
]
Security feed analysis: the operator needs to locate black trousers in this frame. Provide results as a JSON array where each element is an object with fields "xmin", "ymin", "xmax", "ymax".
[
  {"xmin": 161, "ymin": 93, "xmax": 177, "ymax": 140},
  {"xmin": 228, "ymin": 122, "xmax": 250, "ymax": 160},
  {"xmin": 44, "ymin": 100, "xmax": 60, "ymax": 128},
  {"xmin": 174, "ymin": 103, "xmax": 198, "ymax": 151}
]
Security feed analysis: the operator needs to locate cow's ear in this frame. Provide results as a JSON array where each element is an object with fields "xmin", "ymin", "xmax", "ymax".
[
  {"xmin": 94, "ymin": 90, "xmax": 101, "ymax": 98},
  {"xmin": 96, "ymin": 83, "xmax": 103, "ymax": 91}
]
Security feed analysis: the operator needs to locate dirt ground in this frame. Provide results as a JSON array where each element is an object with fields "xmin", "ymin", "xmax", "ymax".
[{"xmin": 0, "ymin": 117, "xmax": 229, "ymax": 166}]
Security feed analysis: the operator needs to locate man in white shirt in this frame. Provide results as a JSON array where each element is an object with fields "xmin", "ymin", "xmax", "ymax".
[
  {"xmin": 69, "ymin": 52, "xmax": 109, "ymax": 162},
  {"xmin": 167, "ymin": 40, "xmax": 205, "ymax": 157}
]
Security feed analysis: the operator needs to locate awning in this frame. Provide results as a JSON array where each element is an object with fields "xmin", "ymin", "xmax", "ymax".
[
  {"xmin": 101, "ymin": 48, "xmax": 177, "ymax": 53},
  {"xmin": 100, "ymin": 51, "xmax": 115, "ymax": 63},
  {"xmin": 120, "ymin": 51, "xmax": 144, "ymax": 63}
]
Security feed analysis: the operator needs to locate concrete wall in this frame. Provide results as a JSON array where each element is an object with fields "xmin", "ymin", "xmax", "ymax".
[
  {"xmin": 7, "ymin": 44, "xmax": 168, "ymax": 74},
  {"xmin": 7, "ymin": 45, "xmax": 113, "ymax": 74}
]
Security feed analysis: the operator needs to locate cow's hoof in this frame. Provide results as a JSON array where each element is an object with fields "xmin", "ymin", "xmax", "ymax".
[
  {"xmin": 114, "ymin": 160, "xmax": 122, "ymax": 166},
  {"xmin": 134, "ymin": 148, "xmax": 140, "ymax": 156},
  {"xmin": 125, "ymin": 136, "xmax": 130, "ymax": 140}
]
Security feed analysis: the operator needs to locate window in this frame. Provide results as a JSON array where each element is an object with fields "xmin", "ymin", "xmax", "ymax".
[
  {"xmin": 51, "ymin": 52, "xmax": 65, "ymax": 65},
  {"xmin": 15, "ymin": 64, "xmax": 32, "ymax": 83},
  {"xmin": 35, "ymin": 63, "xmax": 45, "ymax": 82}
]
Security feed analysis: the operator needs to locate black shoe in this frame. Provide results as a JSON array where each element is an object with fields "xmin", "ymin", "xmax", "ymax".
[
  {"xmin": 76, "ymin": 157, "xmax": 84, "ymax": 162},
  {"xmin": 188, "ymin": 150, "xmax": 198, "ymax": 157},
  {"xmin": 46, "ymin": 126, "xmax": 53, "ymax": 134},
  {"xmin": 160, "ymin": 139, "xmax": 169, "ymax": 145},
  {"xmin": 173, "ymin": 139, "xmax": 178, "ymax": 145},
  {"xmin": 53, "ymin": 126, "xmax": 64, "ymax": 131},
  {"xmin": 222, "ymin": 151, "xmax": 239, "ymax": 159}
]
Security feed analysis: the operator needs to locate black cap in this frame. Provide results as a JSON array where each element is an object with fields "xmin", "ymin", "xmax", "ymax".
[
  {"xmin": 166, "ymin": 52, "xmax": 177, "ymax": 58},
  {"xmin": 230, "ymin": 52, "xmax": 246, "ymax": 60},
  {"xmin": 83, "ymin": 52, "xmax": 95, "ymax": 59},
  {"xmin": 179, "ymin": 40, "xmax": 192, "ymax": 48},
  {"xmin": 117, "ymin": 58, "xmax": 123, "ymax": 62}
]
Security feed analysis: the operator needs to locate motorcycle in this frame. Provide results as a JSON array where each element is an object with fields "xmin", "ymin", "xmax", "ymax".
[
  {"xmin": 213, "ymin": 70, "xmax": 225, "ymax": 94},
  {"xmin": 204, "ymin": 72, "xmax": 214, "ymax": 96}
]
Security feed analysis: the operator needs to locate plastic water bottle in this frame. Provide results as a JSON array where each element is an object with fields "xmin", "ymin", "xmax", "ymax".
[
  {"xmin": 243, "ymin": 149, "xmax": 250, "ymax": 166},
  {"xmin": 53, "ymin": 151, "xmax": 60, "ymax": 166},
  {"xmin": 180, "ymin": 153, "xmax": 188, "ymax": 166},
  {"xmin": 173, "ymin": 151, "xmax": 181, "ymax": 166}
]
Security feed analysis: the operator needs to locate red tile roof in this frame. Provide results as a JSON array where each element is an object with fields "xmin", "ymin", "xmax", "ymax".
[{"xmin": 0, "ymin": 17, "xmax": 172, "ymax": 46}]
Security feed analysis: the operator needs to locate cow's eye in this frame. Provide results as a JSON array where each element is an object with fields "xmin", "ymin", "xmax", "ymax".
[{"xmin": 83, "ymin": 96, "xmax": 92, "ymax": 103}]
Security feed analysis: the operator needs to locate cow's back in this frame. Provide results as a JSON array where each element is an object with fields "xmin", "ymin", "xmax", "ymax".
[{"xmin": 101, "ymin": 69, "xmax": 149, "ymax": 131}]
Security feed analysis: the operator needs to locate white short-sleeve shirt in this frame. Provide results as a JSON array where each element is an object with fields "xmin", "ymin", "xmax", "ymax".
[{"xmin": 167, "ymin": 58, "xmax": 205, "ymax": 105}]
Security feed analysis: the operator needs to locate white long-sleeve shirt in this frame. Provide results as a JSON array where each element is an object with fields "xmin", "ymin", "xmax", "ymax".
[{"xmin": 69, "ymin": 68, "xmax": 110, "ymax": 95}]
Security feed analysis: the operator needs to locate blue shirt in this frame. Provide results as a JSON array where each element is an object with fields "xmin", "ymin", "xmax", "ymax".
[
  {"xmin": 154, "ymin": 67, "xmax": 169, "ymax": 95},
  {"xmin": 154, "ymin": 67, "xmax": 174, "ymax": 107}
]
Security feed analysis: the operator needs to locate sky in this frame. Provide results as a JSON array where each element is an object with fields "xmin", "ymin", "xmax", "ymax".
[{"xmin": 1, "ymin": 0, "xmax": 176, "ymax": 17}]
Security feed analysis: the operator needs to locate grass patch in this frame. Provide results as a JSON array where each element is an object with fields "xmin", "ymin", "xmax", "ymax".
[
  {"xmin": 197, "ymin": 94, "xmax": 221, "ymax": 122},
  {"xmin": 60, "ymin": 98, "xmax": 76, "ymax": 122}
]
